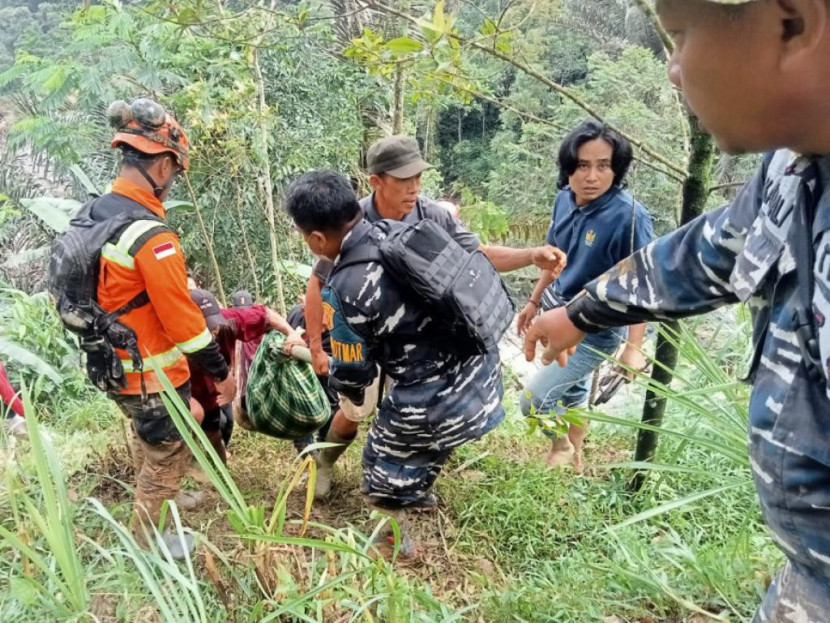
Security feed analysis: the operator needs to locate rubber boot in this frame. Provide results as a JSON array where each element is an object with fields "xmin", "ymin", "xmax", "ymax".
[
  {"xmin": 4, "ymin": 414, "xmax": 27, "ymax": 439},
  {"xmin": 174, "ymin": 489, "xmax": 206, "ymax": 511},
  {"xmin": 366, "ymin": 500, "xmax": 417, "ymax": 558},
  {"xmin": 314, "ymin": 429, "xmax": 355, "ymax": 500},
  {"xmin": 161, "ymin": 531, "xmax": 195, "ymax": 559}
]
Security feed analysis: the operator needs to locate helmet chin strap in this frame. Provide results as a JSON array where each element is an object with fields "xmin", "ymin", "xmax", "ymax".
[{"xmin": 134, "ymin": 162, "xmax": 176, "ymax": 199}]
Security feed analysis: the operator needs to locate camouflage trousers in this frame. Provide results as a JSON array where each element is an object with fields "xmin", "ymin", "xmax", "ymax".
[
  {"xmin": 361, "ymin": 421, "xmax": 454, "ymax": 507},
  {"xmin": 114, "ymin": 384, "xmax": 192, "ymax": 546},
  {"xmin": 750, "ymin": 375, "xmax": 830, "ymax": 622},
  {"xmin": 361, "ymin": 365, "xmax": 503, "ymax": 507}
]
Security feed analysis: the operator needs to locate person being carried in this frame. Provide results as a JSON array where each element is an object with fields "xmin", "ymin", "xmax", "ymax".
[
  {"xmin": 524, "ymin": 1, "xmax": 830, "ymax": 619},
  {"xmin": 188, "ymin": 287, "xmax": 305, "ymax": 462},
  {"xmin": 517, "ymin": 120, "xmax": 653, "ymax": 472},
  {"xmin": 285, "ymin": 170, "xmax": 506, "ymax": 554},
  {"xmin": 305, "ymin": 135, "xmax": 567, "ymax": 499}
]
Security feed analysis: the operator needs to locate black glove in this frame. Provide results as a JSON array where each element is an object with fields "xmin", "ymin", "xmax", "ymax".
[{"xmin": 82, "ymin": 336, "xmax": 126, "ymax": 393}]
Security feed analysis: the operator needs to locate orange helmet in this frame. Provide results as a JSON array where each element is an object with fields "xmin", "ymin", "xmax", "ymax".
[{"xmin": 107, "ymin": 99, "xmax": 190, "ymax": 170}]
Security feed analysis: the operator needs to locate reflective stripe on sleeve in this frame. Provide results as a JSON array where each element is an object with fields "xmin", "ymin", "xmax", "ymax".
[
  {"xmin": 101, "ymin": 220, "xmax": 167, "ymax": 270},
  {"xmin": 176, "ymin": 327, "xmax": 213, "ymax": 354},
  {"xmin": 120, "ymin": 346, "xmax": 183, "ymax": 373},
  {"xmin": 116, "ymin": 220, "xmax": 166, "ymax": 256},
  {"xmin": 101, "ymin": 242, "xmax": 135, "ymax": 269}
]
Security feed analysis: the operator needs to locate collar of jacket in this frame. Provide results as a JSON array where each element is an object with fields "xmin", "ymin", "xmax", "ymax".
[
  {"xmin": 364, "ymin": 192, "xmax": 425, "ymax": 222},
  {"xmin": 814, "ymin": 155, "xmax": 830, "ymax": 238},
  {"xmin": 337, "ymin": 218, "xmax": 373, "ymax": 261},
  {"xmin": 111, "ymin": 177, "xmax": 166, "ymax": 219},
  {"xmin": 565, "ymin": 185, "xmax": 622, "ymax": 216}
]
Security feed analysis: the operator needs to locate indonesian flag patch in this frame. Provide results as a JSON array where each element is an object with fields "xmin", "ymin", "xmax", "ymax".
[{"xmin": 152, "ymin": 241, "xmax": 177, "ymax": 260}]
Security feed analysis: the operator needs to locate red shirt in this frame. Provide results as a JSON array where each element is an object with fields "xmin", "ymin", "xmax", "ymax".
[
  {"xmin": 0, "ymin": 363, "xmax": 24, "ymax": 417},
  {"xmin": 189, "ymin": 305, "xmax": 270, "ymax": 410}
]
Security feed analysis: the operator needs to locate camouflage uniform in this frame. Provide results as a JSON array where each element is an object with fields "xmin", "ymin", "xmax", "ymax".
[
  {"xmin": 322, "ymin": 219, "xmax": 505, "ymax": 507},
  {"xmin": 567, "ymin": 151, "xmax": 830, "ymax": 622}
]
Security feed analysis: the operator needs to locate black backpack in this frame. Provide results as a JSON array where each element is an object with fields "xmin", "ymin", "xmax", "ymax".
[
  {"xmin": 334, "ymin": 219, "xmax": 515, "ymax": 357},
  {"xmin": 48, "ymin": 194, "xmax": 168, "ymax": 394}
]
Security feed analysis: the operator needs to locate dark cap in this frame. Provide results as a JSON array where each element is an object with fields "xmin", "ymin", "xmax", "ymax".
[
  {"xmin": 366, "ymin": 135, "xmax": 433, "ymax": 179},
  {"xmin": 190, "ymin": 288, "xmax": 227, "ymax": 330},
  {"xmin": 232, "ymin": 289, "xmax": 253, "ymax": 308}
]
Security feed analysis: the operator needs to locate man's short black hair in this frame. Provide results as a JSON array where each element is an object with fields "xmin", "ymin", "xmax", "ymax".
[
  {"xmin": 284, "ymin": 170, "xmax": 362, "ymax": 233},
  {"xmin": 119, "ymin": 145, "xmax": 167, "ymax": 169},
  {"xmin": 557, "ymin": 119, "xmax": 633, "ymax": 190}
]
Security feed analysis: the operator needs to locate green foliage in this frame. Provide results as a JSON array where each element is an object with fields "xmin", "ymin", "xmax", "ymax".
[
  {"xmin": 1, "ymin": 387, "xmax": 89, "ymax": 618},
  {"xmin": 456, "ymin": 185, "xmax": 509, "ymax": 243},
  {"xmin": 0, "ymin": 288, "xmax": 89, "ymax": 403},
  {"xmin": 442, "ymin": 312, "xmax": 776, "ymax": 622},
  {"xmin": 19, "ymin": 196, "xmax": 78, "ymax": 232},
  {"xmin": 87, "ymin": 498, "xmax": 214, "ymax": 622}
]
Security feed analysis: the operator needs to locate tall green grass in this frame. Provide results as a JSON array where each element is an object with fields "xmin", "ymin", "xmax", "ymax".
[
  {"xmin": 0, "ymin": 372, "xmax": 464, "ymax": 621},
  {"xmin": 0, "ymin": 386, "xmax": 88, "ymax": 619},
  {"xmin": 447, "ymin": 312, "xmax": 779, "ymax": 622}
]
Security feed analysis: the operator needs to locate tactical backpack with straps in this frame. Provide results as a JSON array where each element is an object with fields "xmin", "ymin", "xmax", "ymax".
[
  {"xmin": 332, "ymin": 218, "xmax": 515, "ymax": 358},
  {"xmin": 48, "ymin": 194, "xmax": 170, "ymax": 394}
]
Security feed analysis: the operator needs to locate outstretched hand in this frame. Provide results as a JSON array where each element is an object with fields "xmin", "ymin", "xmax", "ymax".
[
  {"xmin": 516, "ymin": 302, "xmax": 538, "ymax": 336},
  {"xmin": 523, "ymin": 306, "xmax": 585, "ymax": 366},
  {"xmin": 531, "ymin": 245, "xmax": 567, "ymax": 278}
]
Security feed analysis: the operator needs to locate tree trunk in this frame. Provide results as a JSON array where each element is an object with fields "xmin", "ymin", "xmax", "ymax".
[
  {"xmin": 630, "ymin": 115, "xmax": 715, "ymax": 492},
  {"xmin": 424, "ymin": 108, "xmax": 435, "ymax": 162},
  {"xmin": 392, "ymin": 64, "xmax": 405, "ymax": 135},
  {"xmin": 234, "ymin": 178, "xmax": 261, "ymax": 300},
  {"xmin": 184, "ymin": 173, "xmax": 227, "ymax": 305},
  {"xmin": 253, "ymin": 47, "xmax": 287, "ymax": 316}
]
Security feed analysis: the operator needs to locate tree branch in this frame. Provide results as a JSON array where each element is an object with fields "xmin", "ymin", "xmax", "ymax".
[
  {"xmin": 362, "ymin": 0, "xmax": 688, "ymax": 179},
  {"xmin": 432, "ymin": 77, "xmax": 685, "ymax": 183},
  {"xmin": 184, "ymin": 172, "xmax": 227, "ymax": 305},
  {"xmin": 709, "ymin": 180, "xmax": 747, "ymax": 194},
  {"xmin": 632, "ymin": 0, "xmax": 674, "ymax": 55}
]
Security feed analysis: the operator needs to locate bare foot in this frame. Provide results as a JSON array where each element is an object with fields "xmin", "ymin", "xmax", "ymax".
[
  {"xmin": 546, "ymin": 437, "xmax": 575, "ymax": 468},
  {"xmin": 572, "ymin": 450, "xmax": 584, "ymax": 475}
]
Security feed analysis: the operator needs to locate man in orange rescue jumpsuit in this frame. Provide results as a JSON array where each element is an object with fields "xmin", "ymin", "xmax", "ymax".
[{"xmin": 96, "ymin": 98, "xmax": 235, "ymax": 556}]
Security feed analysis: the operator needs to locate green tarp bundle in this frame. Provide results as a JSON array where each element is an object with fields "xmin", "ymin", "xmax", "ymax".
[{"xmin": 242, "ymin": 331, "xmax": 329, "ymax": 440}]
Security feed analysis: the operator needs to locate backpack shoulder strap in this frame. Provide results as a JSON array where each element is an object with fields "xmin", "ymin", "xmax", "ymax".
[
  {"xmin": 332, "ymin": 243, "xmax": 384, "ymax": 273},
  {"xmin": 793, "ymin": 163, "xmax": 823, "ymax": 382},
  {"xmin": 629, "ymin": 192, "xmax": 637, "ymax": 255},
  {"xmin": 94, "ymin": 290, "xmax": 150, "ymax": 333}
]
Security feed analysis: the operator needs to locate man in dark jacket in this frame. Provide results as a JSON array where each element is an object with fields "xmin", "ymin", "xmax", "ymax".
[{"xmin": 524, "ymin": 1, "xmax": 830, "ymax": 619}]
